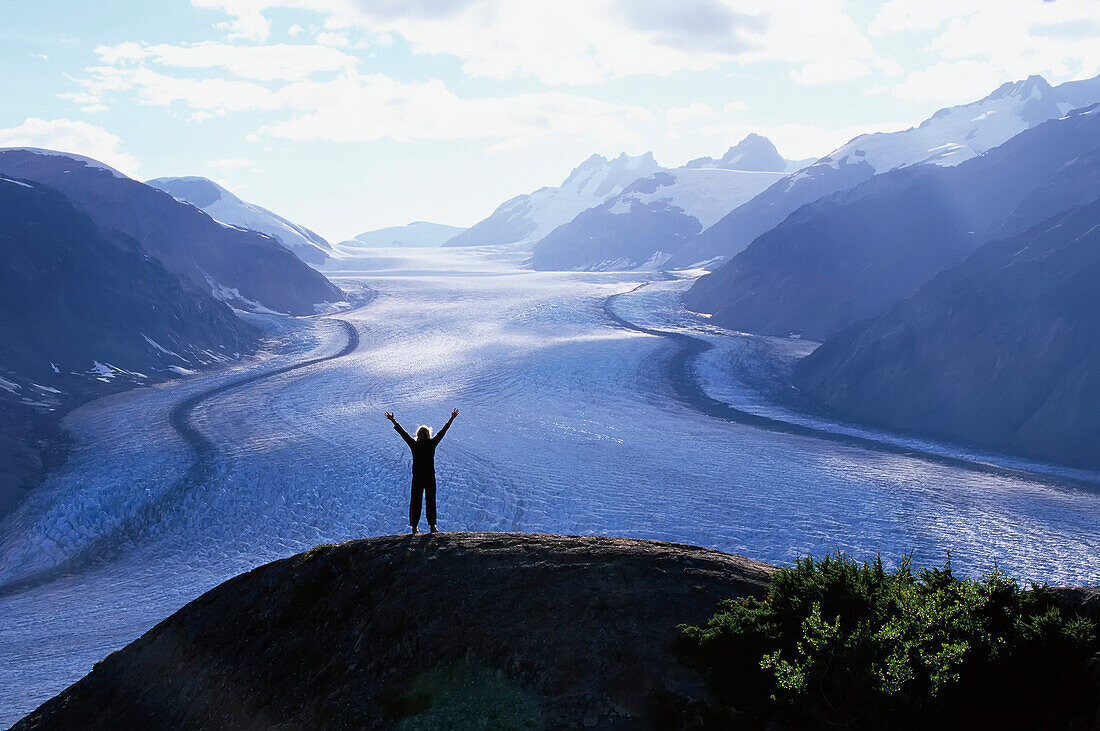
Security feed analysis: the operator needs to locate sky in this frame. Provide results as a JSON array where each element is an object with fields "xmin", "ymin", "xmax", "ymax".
[{"xmin": 1, "ymin": 0, "xmax": 1099, "ymax": 242}]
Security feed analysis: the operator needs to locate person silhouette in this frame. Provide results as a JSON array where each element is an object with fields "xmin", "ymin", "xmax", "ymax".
[{"xmin": 385, "ymin": 409, "xmax": 458, "ymax": 534}]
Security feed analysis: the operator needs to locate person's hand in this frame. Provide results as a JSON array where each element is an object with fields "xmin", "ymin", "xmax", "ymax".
[
  {"xmin": 451, "ymin": 408, "xmax": 459, "ymax": 420},
  {"xmin": 384, "ymin": 411, "xmax": 395, "ymax": 422}
]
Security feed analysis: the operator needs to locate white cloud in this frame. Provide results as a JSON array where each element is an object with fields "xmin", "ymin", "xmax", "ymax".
[
  {"xmin": 206, "ymin": 157, "xmax": 254, "ymax": 169},
  {"xmin": 790, "ymin": 58, "xmax": 870, "ymax": 85},
  {"xmin": 0, "ymin": 118, "xmax": 140, "ymax": 176},
  {"xmin": 870, "ymin": 0, "xmax": 1100, "ymax": 83},
  {"xmin": 101, "ymin": 66, "xmax": 279, "ymax": 112},
  {"xmin": 190, "ymin": 0, "xmax": 879, "ymax": 86},
  {"xmin": 666, "ymin": 102, "xmax": 717, "ymax": 124},
  {"xmin": 891, "ymin": 60, "xmax": 1006, "ymax": 103},
  {"xmin": 287, "ymin": 23, "xmax": 304, "ymax": 35},
  {"xmin": 263, "ymin": 73, "xmax": 654, "ymax": 146},
  {"xmin": 93, "ymin": 41, "xmax": 357, "ymax": 81},
  {"xmin": 190, "ymin": 0, "xmax": 275, "ymax": 40},
  {"xmin": 315, "ymin": 31, "xmax": 349, "ymax": 47},
  {"xmin": 868, "ymin": 0, "xmax": 989, "ymax": 36},
  {"xmin": 68, "ymin": 58, "xmax": 655, "ymax": 148},
  {"xmin": 872, "ymin": 57, "xmax": 905, "ymax": 78}
]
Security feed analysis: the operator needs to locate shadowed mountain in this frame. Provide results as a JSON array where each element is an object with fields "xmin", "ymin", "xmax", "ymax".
[
  {"xmin": 682, "ymin": 133, "xmax": 803, "ymax": 172},
  {"xmin": 683, "ymin": 105, "xmax": 1100, "ymax": 341},
  {"xmin": 147, "ymin": 176, "xmax": 332, "ymax": 266},
  {"xmin": 444, "ymin": 152, "xmax": 662, "ymax": 247},
  {"xmin": 669, "ymin": 73, "xmax": 1100, "ymax": 269},
  {"xmin": 0, "ymin": 149, "xmax": 342, "ymax": 315},
  {"xmin": 347, "ymin": 221, "xmax": 467, "ymax": 248},
  {"xmin": 794, "ymin": 197, "xmax": 1100, "ymax": 470},
  {"xmin": 0, "ymin": 174, "xmax": 255, "ymax": 515},
  {"xmin": 529, "ymin": 135, "xmax": 792, "ymax": 271}
]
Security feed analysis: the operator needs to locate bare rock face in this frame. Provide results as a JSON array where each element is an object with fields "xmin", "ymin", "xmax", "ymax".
[{"xmin": 13, "ymin": 534, "xmax": 775, "ymax": 729}]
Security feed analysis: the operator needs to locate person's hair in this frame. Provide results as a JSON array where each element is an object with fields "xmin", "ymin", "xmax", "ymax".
[{"xmin": 416, "ymin": 425, "xmax": 432, "ymax": 440}]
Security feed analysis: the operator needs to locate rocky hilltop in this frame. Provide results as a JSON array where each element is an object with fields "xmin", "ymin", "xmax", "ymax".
[{"xmin": 13, "ymin": 534, "xmax": 774, "ymax": 729}]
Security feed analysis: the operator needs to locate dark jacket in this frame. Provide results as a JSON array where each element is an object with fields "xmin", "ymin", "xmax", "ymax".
[{"xmin": 394, "ymin": 421, "xmax": 451, "ymax": 479}]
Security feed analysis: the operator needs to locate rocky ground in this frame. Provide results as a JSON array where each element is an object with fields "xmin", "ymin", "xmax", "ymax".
[
  {"xmin": 12, "ymin": 533, "xmax": 776, "ymax": 729},
  {"xmin": 12, "ymin": 533, "xmax": 1099, "ymax": 730}
]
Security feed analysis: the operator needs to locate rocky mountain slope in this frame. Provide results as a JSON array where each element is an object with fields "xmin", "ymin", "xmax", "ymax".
[
  {"xmin": 0, "ymin": 174, "xmax": 255, "ymax": 515},
  {"xmin": 444, "ymin": 152, "xmax": 662, "ymax": 246},
  {"xmin": 347, "ymin": 221, "xmax": 466, "ymax": 248},
  {"xmin": 529, "ymin": 135, "xmax": 792, "ymax": 271},
  {"xmin": 683, "ymin": 133, "xmax": 812, "ymax": 172},
  {"xmin": 12, "ymin": 533, "xmax": 775, "ymax": 729},
  {"xmin": 793, "ymin": 197, "xmax": 1100, "ymax": 470},
  {"xmin": 683, "ymin": 104, "xmax": 1100, "ymax": 341},
  {"xmin": 0, "ymin": 149, "xmax": 343, "ymax": 315},
  {"xmin": 147, "ymin": 176, "xmax": 332, "ymax": 266},
  {"xmin": 670, "ymin": 73, "xmax": 1100, "ymax": 268}
]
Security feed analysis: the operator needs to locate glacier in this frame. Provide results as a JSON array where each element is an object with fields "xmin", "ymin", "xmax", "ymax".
[{"xmin": 1, "ymin": 247, "xmax": 1099, "ymax": 725}]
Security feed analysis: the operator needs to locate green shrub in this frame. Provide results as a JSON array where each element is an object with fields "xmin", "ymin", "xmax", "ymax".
[{"xmin": 678, "ymin": 552, "xmax": 1097, "ymax": 729}]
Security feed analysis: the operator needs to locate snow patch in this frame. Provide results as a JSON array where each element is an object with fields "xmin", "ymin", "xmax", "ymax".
[
  {"xmin": 202, "ymin": 271, "xmax": 289, "ymax": 316},
  {"xmin": 141, "ymin": 334, "xmax": 184, "ymax": 361}
]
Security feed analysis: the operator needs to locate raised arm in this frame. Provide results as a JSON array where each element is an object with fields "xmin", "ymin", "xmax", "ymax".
[
  {"xmin": 385, "ymin": 412, "xmax": 416, "ymax": 448},
  {"xmin": 432, "ymin": 409, "xmax": 459, "ymax": 444}
]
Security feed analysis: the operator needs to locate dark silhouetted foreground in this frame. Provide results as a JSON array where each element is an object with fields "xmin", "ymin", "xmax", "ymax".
[
  {"xmin": 385, "ymin": 409, "xmax": 457, "ymax": 533},
  {"xmin": 11, "ymin": 534, "xmax": 773, "ymax": 729}
]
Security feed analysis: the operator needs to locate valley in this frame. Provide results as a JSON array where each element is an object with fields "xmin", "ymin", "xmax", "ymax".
[{"xmin": 2, "ymin": 247, "xmax": 1098, "ymax": 727}]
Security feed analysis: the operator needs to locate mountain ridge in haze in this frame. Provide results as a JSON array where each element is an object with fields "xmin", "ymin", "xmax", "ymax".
[
  {"xmin": 0, "ymin": 148, "xmax": 343, "ymax": 315},
  {"xmin": 529, "ymin": 134, "xmax": 797, "ymax": 270},
  {"xmin": 683, "ymin": 103, "xmax": 1100, "ymax": 341},
  {"xmin": 669, "ymin": 72, "xmax": 1100, "ymax": 269},
  {"xmin": 0, "ymin": 173, "xmax": 255, "ymax": 515},
  {"xmin": 444, "ymin": 151, "xmax": 663, "ymax": 247},
  {"xmin": 147, "ymin": 176, "xmax": 332, "ymax": 266},
  {"xmin": 348, "ymin": 221, "xmax": 467, "ymax": 248},
  {"xmin": 794, "ymin": 194, "xmax": 1100, "ymax": 470}
]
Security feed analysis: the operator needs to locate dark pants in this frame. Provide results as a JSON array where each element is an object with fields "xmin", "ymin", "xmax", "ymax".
[{"xmin": 410, "ymin": 475, "xmax": 436, "ymax": 527}]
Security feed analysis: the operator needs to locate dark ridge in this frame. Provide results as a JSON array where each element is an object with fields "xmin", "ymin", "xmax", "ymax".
[{"xmin": 11, "ymin": 533, "xmax": 775, "ymax": 729}]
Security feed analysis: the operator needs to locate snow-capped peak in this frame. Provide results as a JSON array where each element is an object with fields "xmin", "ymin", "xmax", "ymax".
[
  {"xmin": 685, "ymin": 133, "xmax": 788, "ymax": 173},
  {"xmin": 984, "ymin": 74, "xmax": 1054, "ymax": 103},
  {"xmin": 147, "ymin": 176, "xmax": 331, "ymax": 265},
  {"xmin": 804, "ymin": 73, "xmax": 1087, "ymax": 177},
  {"xmin": 560, "ymin": 151, "xmax": 661, "ymax": 197},
  {"xmin": 0, "ymin": 147, "xmax": 129, "ymax": 179},
  {"xmin": 446, "ymin": 151, "xmax": 663, "ymax": 246}
]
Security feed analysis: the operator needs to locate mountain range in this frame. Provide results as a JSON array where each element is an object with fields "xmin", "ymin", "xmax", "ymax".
[
  {"xmin": 0, "ymin": 149, "xmax": 342, "ymax": 315},
  {"xmin": 346, "ymin": 221, "xmax": 466, "ymax": 248},
  {"xmin": 444, "ymin": 151, "xmax": 663, "ymax": 247},
  {"xmin": 529, "ymin": 135, "xmax": 798, "ymax": 270},
  {"xmin": 0, "ymin": 148, "xmax": 347, "ymax": 516},
  {"xmin": 794, "ymin": 192, "xmax": 1100, "ymax": 469},
  {"xmin": 147, "ymin": 176, "xmax": 332, "ymax": 266},
  {"xmin": 0, "ymin": 170, "xmax": 257, "ymax": 514},
  {"xmin": 669, "ymin": 74, "xmax": 1100, "ymax": 269},
  {"xmin": 461, "ymin": 74, "xmax": 1099, "ymax": 273},
  {"xmin": 683, "ymin": 103, "xmax": 1100, "ymax": 341}
]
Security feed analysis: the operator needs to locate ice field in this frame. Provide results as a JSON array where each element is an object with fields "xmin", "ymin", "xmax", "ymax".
[{"xmin": 3, "ymin": 247, "xmax": 1100, "ymax": 724}]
